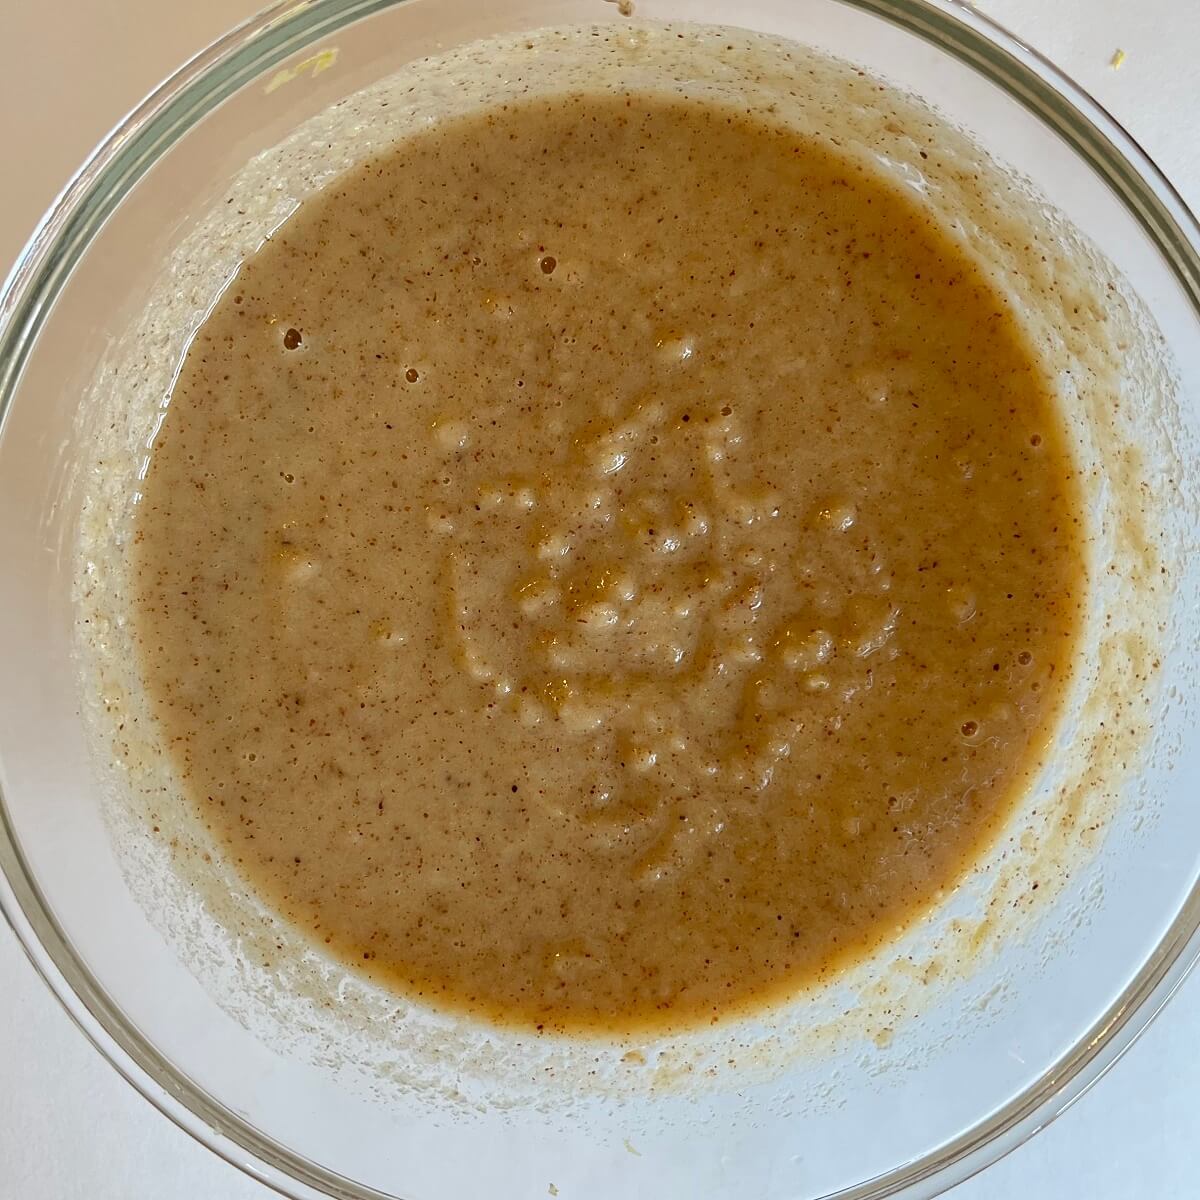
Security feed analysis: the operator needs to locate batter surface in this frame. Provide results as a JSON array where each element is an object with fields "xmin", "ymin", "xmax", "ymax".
[{"xmin": 133, "ymin": 85, "xmax": 1083, "ymax": 1033}]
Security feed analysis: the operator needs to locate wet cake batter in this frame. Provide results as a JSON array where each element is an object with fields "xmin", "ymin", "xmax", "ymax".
[{"xmin": 133, "ymin": 82, "xmax": 1084, "ymax": 1032}]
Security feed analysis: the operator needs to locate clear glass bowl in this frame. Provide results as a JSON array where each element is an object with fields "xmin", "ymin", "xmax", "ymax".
[{"xmin": 2, "ymin": 2, "xmax": 1199, "ymax": 1198}]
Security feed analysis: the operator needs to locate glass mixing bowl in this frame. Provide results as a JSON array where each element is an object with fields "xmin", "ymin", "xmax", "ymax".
[{"xmin": 2, "ymin": 2, "xmax": 1199, "ymax": 1198}]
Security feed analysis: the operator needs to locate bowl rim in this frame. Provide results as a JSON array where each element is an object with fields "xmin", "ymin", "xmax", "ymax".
[{"xmin": 2, "ymin": 1, "xmax": 1200, "ymax": 1198}]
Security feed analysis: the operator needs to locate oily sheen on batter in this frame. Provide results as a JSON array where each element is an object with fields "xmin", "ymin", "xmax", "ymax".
[{"xmin": 134, "ymin": 87, "xmax": 1083, "ymax": 1033}]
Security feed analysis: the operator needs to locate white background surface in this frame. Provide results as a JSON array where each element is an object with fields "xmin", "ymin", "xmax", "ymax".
[{"xmin": 2, "ymin": 1, "xmax": 1199, "ymax": 1196}]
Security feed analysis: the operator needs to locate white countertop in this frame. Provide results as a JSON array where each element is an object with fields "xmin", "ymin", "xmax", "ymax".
[{"xmin": 3, "ymin": 1, "xmax": 1199, "ymax": 1196}]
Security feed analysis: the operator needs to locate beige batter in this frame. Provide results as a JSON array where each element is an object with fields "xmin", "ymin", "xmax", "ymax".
[{"xmin": 133, "ymin": 86, "xmax": 1084, "ymax": 1033}]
